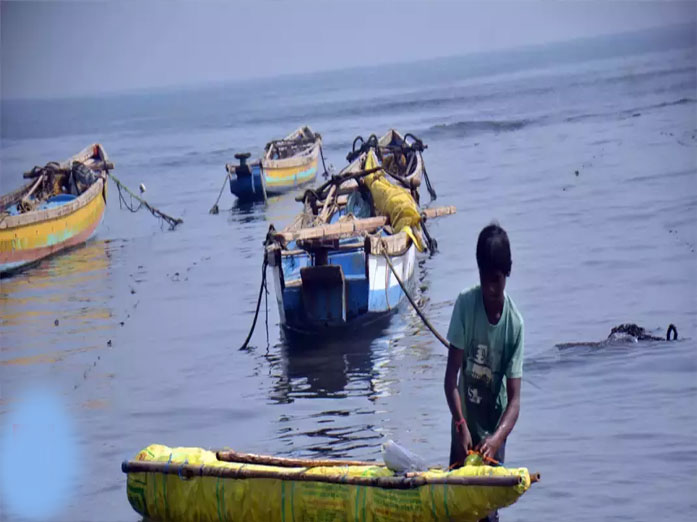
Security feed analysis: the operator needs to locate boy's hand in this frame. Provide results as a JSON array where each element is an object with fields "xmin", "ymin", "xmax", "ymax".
[
  {"xmin": 456, "ymin": 423, "xmax": 473, "ymax": 457},
  {"xmin": 476, "ymin": 433, "xmax": 503, "ymax": 461}
]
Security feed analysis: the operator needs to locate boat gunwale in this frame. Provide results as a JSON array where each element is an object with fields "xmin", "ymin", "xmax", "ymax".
[
  {"xmin": 378, "ymin": 129, "xmax": 424, "ymax": 185},
  {"xmin": 262, "ymin": 139, "xmax": 321, "ymax": 170},
  {"xmin": 0, "ymin": 180, "xmax": 35, "ymax": 209},
  {"xmin": 0, "ymin": 177, "xmax": 106, "ymax": 230}
]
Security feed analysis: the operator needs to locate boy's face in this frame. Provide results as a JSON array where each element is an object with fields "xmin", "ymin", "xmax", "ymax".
[{"xmin": 479, "ymin": 269, "xmax": 506, "ymax": 310}]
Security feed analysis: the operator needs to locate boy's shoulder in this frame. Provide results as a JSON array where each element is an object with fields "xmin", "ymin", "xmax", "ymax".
[
  {"xmin": 456, "ymin": 285, "xmax": 482, "ymax": 308},
  {"xmin": 504, "ymin": 292, "xmax": 524, "ymax": 329}
]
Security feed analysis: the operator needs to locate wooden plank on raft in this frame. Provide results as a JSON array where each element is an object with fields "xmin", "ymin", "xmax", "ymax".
[{"xmin": 274, "ymin": 205, "xmax": 456, "ymax": 243}]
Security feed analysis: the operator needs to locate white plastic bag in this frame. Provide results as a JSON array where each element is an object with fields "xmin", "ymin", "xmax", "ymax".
[{"xmin": 381, "ymin": 439, "xmax": 427, "ymax": 472}]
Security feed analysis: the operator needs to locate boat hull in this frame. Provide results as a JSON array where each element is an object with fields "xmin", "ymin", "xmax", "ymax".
[
  {"xmin": 269, "ymin": 240, "xmax": 416, "ymax": 333},
  {"xmin": 229, "ymin": 157, "xmax": 319, "ymax": 202},
  {"xmin": 229, "ymin": 163, "xmax": 266, "ymax": 201},
  {"xmin": 123, "ymin": 444, "xmax": 534, "ymax": 522},
  {"xmin": 263, "ymin": 155, "xmax": 318, "ymax": 195},
  {"xmin": 0, "ymin": 178, "xmax": 107, "ymax": 276}
]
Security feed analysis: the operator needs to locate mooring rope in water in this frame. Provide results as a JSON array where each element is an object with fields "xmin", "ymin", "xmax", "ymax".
[
  {"xmin": 209, "ymin": 172, "xmax": 231, "ymax": 214},
  {"xmin": 239, "ymin": 256, "xmax": 269, "ymax": 350},
  {"xmin": 107, "ymin": 172, "xmax": 183, "ymax": 229},
  {"xmin": 379, "ymin": 240, "xmax": 453, "ymax": 350},
  {"xmin": 116, "ymin": 183, "xmax": 143, "ymax": 213},
  {"xmin": 420, "ymin": 154, "xmax": 438, "ymax": 202},
  {"xmin": 420, "ymin": 218, "xmax": 438, "ymax": 254}
]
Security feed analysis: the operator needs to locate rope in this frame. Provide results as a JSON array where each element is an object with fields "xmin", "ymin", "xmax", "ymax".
[
  {"xmin": 421, "ymin": 153, "xmax": 438, "ymax": 201},
  {"xmin": 107, "ymin": 172, "xmax": 183, "ymax": 229},
  {"xmin": 319, "ymin": 145, "xmax": 330, "ymax": 179},
  {"xmin": 420, "ymin": 218, "xmax": 438, "ymax": 254},
  {"xmin": 239, "ymin": 257, "xmax": 268, "ymax": 350},
  {"xmin": 209, "ymin": 172, "xmax": 231, "ymax": 214},
  {"xmin": 264, "ymin": 265, "xmax": 269, "ymax": 347},
  {"xmin": 116, "ymin": 183, "xmax": 143, "ymax": 212},
  {"xmin": 379, "ymin": 239, "xmax": 453, "ymax": 350}
]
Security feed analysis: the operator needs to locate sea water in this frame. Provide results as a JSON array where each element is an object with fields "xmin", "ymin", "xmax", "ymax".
[{"xmin": 1, "ymin": 25, "xmax": 695, "ymax": 521}]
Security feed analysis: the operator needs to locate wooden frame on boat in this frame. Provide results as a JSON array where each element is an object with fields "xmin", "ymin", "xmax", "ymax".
[{"xmin": 265, "ymin": 134, "xmax": 454, "ymax": 333}]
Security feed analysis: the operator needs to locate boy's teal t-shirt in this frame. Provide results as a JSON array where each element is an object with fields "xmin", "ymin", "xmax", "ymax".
[{"xmin": 446, "ymin": 285, "xmax": 524, "ymax": 443}]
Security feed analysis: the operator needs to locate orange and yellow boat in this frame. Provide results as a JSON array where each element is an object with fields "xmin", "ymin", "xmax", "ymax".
[{"xmin": 0, "ymin": 144, "xmax": 112, "ymax": 276}]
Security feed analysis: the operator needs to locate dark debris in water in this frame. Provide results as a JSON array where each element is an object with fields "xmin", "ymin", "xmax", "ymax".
[
  {"xmin": 667, "ymin": 228, "xmax": 695, "ymax": 254},
  {"xmin": 556, "ymin": 323, "xmax": 679, "ymax": 349}
]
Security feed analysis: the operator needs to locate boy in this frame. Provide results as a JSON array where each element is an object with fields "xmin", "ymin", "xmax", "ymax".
[{"xmin": 443, "ymin": 223, "xmax": 524, "ymax": 520}]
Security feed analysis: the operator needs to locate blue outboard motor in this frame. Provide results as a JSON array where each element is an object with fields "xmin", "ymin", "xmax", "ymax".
[{"xmin": 227, "ymin": 152, "xmax": 266, "ymax": 202}]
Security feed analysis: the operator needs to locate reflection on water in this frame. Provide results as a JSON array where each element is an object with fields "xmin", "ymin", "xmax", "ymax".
[
  {"xmin": 256, "ymin": 323, "xmax": 398, "ymax": 459},
  {"xmin": 0, "ymin": 240, "xmax": 114, "ymax": 365},
  {"xmin": 0, "ymin": 39, "xmax": 695, "ymax": 522},
  {"xmin": 228, "ymin": 199, "xmax": 268, "ymax": 224},
  {"xmin": 271, "ymin": 326, "xmax": 386, "ymax": 402}
]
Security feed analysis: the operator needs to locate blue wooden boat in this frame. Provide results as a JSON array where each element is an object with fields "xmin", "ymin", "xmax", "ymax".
[
  {"xmin": 227, "ymin": 126, "xmax": 322, "ymax": 202},
  {"xmin": 265, "ymin": 139, "xmax": 454, "ymax": 334}
]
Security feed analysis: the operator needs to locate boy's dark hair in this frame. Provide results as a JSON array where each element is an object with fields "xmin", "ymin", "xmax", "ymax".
[{"xmin": 476, "ymin": 222, "xmax": 512, "ymax": 277}]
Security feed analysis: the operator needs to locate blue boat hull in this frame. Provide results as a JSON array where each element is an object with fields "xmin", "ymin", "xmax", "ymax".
[
  {"xmin": 268, "ymin": 239, "xmax": 416, "ymax": 334},
  {"xmin": 229, "ymin": 164, "xmax": 266, "ymax": 202},
  {"xmin": 229, "ymin": 163, "xmax": 317, "ymax": 202}
]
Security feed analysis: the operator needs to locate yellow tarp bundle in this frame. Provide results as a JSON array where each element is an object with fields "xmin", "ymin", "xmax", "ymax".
[
  {"xmin": 125, "ymin": 444, "xmax": 533, "ymax": 522},
  {"xmin": 363, "ymin": 150, "xmax": 425, "ymax": 251}
]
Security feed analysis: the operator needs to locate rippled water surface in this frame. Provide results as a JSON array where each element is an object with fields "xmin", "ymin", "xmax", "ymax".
[{"xmin": 1, "ymin": 28, "xmax": 696, "ymax": 521}]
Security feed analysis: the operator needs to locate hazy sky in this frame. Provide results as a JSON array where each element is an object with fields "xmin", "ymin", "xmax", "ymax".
[{"xmin": 1, "ymin": 0, "xmax": 695, "ymax": 99}]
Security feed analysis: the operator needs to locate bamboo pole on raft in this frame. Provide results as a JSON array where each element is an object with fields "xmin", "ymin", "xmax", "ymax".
[
  {"xmin": 122, "ymin": 460, "xmax": 531, "ymax": 489},
  {"xmin": 216, "ymin": 450, "xmax": 382, "ymax": 468}
]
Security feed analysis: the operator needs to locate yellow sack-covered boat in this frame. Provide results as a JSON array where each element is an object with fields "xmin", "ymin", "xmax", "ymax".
[{"xmin": 123, "ymin": 444, "xmax": 537, "ymax": 522}]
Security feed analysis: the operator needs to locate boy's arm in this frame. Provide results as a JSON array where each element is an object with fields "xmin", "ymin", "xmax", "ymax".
[
  {"xmin": 478, "ymin": 378, "xmax": 521, "ymax": 459},
  {"xmin": 444, "ymin": 347, "xmax": 465, "ymax": 422},
  {"xmin": 444, "ymin": 347, "xmax": 472, "ymax": 451}
]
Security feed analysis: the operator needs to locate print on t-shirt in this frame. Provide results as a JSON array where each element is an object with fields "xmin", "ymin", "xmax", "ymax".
[{"xmin": 467, "ymin": 343, "xmax": 493, "ymax": 405}]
